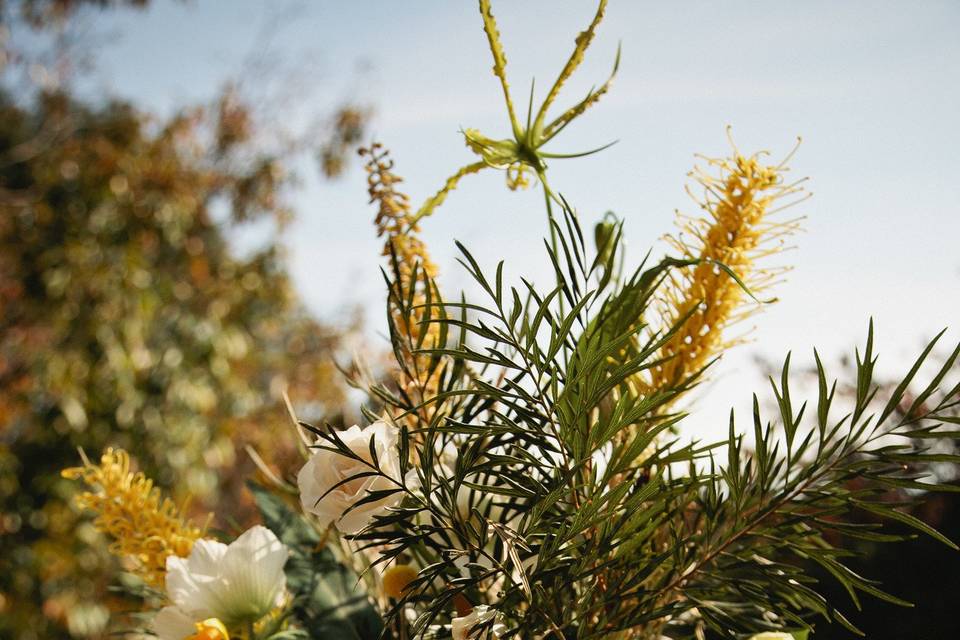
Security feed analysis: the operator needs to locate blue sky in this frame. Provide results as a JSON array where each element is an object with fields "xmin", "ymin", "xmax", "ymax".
[{"xmin": 71, "ymin": 0, "xmax": 960, "ymax": 440}]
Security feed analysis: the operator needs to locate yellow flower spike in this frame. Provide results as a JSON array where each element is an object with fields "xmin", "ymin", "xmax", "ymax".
[
  {"xmin": 62, "ymin": 448, "xmax": 209, "ymax": 588},
  {"xmin": 360, "ymin": 144, "xmax": 444, "ymax": 422},
  {"xmin": 409, "ymin": 0, "xmax": 617, "ymax": 227},
  {"xmin": 382, "ymin": 564, "xmax": 418, "ymax": 600},
  {"xmin": 361, "ymin": 144, "xmax": 437, "ymax": 282},
  {"xmin": 646, "ymin": 133, "xmax": 807, "ymax": 397},
  {"xmin": 185, "ymin": 618, "xmax": 229, "ymax": 640}
]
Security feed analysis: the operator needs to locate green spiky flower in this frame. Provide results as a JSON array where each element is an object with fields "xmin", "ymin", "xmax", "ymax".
[{"xmin": 410, "ymin": 0, "xmax": 620, "ymax": 226}]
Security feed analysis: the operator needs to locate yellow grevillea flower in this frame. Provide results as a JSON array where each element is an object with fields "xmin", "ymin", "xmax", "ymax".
[
  {"xmin": 411, "ymin": 0, "xmax": 618, "ymax": 225},
  {"xmin": 646, "ymin": 135, "xmax": 806, "ymax": 395},
  {"xmin": 62, "ymin": 448, "xmax": 208, "ymax": 587},
  {"xmin": 361, "ymin": 143, "xmax": 437, "ymax": 284},
  {"xmin": 360, "ymin": 144, "xmax": 443, "ymax": 407}
]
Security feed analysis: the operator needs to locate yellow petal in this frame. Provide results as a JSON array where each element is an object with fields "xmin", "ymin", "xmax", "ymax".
[
  {"xmin": 382, "ymin": 564, "xmax": 418, "ymax": 599},
  {"xmin": 186, "ymin": 618, "xmax": 229, "ymax": 640}
]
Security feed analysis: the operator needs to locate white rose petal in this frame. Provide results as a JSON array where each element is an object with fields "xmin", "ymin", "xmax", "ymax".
[
  {"xmin": 165, "ymin": 538, "xmax": 229, "ymax": 615},
  {"xmin": 749, "ymin": 633, "xmax": 795, "ymax": 640},
  {"xmin": 153, "ymin": 525, "xmax": 289, "ymax": 636},
  {"xmin": 452, "ymin": 605, "xmax": 505, "ymax": 640},
  {"xmin": 297, "ymin": 421, "xmax": 403, "ymax": 534},
  {"xmin": 152, "ymin": 606, "xmax": 196, "ymax": 640}
]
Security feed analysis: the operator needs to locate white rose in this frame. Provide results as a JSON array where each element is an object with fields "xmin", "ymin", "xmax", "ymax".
[
  {"xmin": 749, "ymin": 633, "xmax": 795, "ymax": 640},
  {"xmin": 153, "ymin": 525, "xmax": 289, "ymax": 639},
  {"xmin": 452, "ymin": 605, "xmax": 505, "ymax": 640},
  {"xmin": 297, "ymin": 421, "xmax": 403, "ymax": 534}
]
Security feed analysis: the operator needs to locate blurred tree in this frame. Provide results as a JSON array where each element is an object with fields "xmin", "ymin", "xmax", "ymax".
[
  {"xmin": 4, "ymin": 0, "xmax": 151, "ymax": 28},
  {"xmin": 0, "ymin": 86, "xmax": 372, "ymax": 638},
  {"xmin": 0, "ymin": 85, "xmax": 364, "ymax": 640},
  {"xmin": 0, "ymin": 3, "xmax": 372, "ymax": 637}
]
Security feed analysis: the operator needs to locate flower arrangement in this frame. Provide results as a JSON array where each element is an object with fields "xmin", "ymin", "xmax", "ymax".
[{"xmin": 63, "ymin": 2, "xmax": 958, "ymax": 639}]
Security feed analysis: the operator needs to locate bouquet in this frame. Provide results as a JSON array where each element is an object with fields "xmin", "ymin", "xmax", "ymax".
[{"xmin": 64, "ymin": 2, "xmax": 959, "ymax": 639}]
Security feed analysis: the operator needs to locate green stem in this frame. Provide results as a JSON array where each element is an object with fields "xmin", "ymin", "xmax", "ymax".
[
  {"xmin": 540, "ymin": 174, "xmax": 565, "ymax": 320},
  {"xmin": 540, "ymin": 174, "xmax": 559, "ymax": 253}
]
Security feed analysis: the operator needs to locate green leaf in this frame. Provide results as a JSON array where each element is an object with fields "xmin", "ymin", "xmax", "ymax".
[
  {"xmin": 248, "ymin": 481, "xmax": 319, "ymax": 549},
  {"xmin": 248, "ymin": 482, "xmax": 386, "ymax": 639},
  {"xmin": 853, "ymin": 499, "xmax": 958, "ymax": 550}
]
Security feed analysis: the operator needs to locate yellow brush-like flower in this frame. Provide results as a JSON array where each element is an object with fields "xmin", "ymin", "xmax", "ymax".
[
  {"xmin": 646, "ymin": 134, "xmax": 806, "ymax": 396},
  {"xmin": 361, "ymin": 143, "xmax": 438, "ymax": 285},
  {"xmin": 62, "ymin": 448, "xmax": 209, "ymax": 588},
  {"xmin": 360, "ymin": 144, "xmax": 443, "ymax": 407}
]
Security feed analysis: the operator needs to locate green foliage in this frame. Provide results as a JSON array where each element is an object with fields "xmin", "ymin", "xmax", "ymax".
[
  {"xmin": 10, "ymin": 0, "xmax": 152, "ymax": 29},
  {"xmin": 3, "ymin": 1, "xmax": 954, "ymax": 639},
  {"xmin": 299, "ymin": 200, "xmax": 958, "ymax": 639},
  {"xmin": 249, "ymin": 483, "xmax": 385, "ymax": 640},
  {"xmin": 0, "ymin": 87, "xmax": 356, "ymax": 639}
]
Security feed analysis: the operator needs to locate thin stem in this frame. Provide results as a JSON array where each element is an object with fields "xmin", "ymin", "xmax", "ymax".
[
  {"xmin": 540, "ymin": 173, "xmax": 567, "ymax": 321},
  {"xmin": 540, "ymin": 173, "xmax": 560, "ymax": 265}
]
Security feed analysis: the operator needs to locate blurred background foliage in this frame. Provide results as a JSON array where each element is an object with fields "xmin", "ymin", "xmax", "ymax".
[{"xmin": 0, "ymin": 1, "xmax": 371, "ymax": 638}]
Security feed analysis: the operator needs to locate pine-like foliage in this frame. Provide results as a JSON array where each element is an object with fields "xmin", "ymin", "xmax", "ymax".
[
  {"xmin": 310, "ymin": 196, "xmax": 957, "ymax": 638},
  {"xmin": 293, "ymin": 4, "xmax": 959, "ymax": 639}
]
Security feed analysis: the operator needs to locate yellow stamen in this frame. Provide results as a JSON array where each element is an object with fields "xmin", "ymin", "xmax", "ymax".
[
  {"xmin": 646, "ymin": 135, "xmax": 806, "ymax": 395},
  {"xmin": 359, "ymin": 144, "xmax": 443, "ymax": 409},
  {"xmin": 62, "ymin": 448, "xmax": 209, "ymax": 588},
  {"xmin": 185, "ymin": 618, "xmax": 229, "ymax": 640}
]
